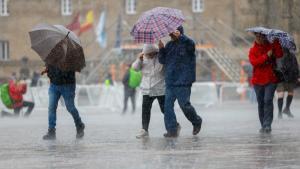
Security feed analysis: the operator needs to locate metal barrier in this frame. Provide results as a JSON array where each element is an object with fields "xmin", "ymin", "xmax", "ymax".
[{"xmin": 1, "ymin": 82, "xmax": 250, "ymax": 111}]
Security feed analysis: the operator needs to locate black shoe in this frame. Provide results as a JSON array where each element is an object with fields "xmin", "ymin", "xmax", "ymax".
[
  {"xmin": 76, "ymin": 123, "xmax": 85, "ymax": 139},
  {"xmin": 283, "ymin": 109, "xmax": 294, "ymax": 118},
  {"xmin": 278, "ymin": 113, "xmax": 283, "ymax": 119},
  {"xmin": 193, "ymin": 119, "xmax": 202, "ymax": 135},
  {"xmin": 163, "ymin": 132, "xmax": 178, "ymax": 138},
  {"xmin": 43, "ymin": 128, "xmax": 56, "ymax": 140},
  {"xmin": 264, "ymin": 127, "xmax": 272, "ymax": 133}
]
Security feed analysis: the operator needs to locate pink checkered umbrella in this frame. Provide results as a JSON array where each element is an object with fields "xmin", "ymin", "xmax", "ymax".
[{"xmin": 131, "ymin": 7, "xmax": 185, "ymax": 44}]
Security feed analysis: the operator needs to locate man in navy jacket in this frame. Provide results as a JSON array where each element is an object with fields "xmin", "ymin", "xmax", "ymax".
[{"xmin": 158, "ymin": 26, "xmax": 202, "ymax": 137}]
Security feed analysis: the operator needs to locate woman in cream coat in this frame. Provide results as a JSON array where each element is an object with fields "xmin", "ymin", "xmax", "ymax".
[{"xmin": 132, "ymin": 44, "xmax": 180, "ymax": 138}]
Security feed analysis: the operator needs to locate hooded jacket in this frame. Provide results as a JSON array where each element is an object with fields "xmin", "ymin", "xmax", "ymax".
[
  {"xmin": 158, "ymin": 26, "xmax": 196, "ymax": 87},
  {"xmin": 132, "ymin": 53, "xmax": 165, "ymax": 96},
  {"xmin": 248, "ymin": 39, "xmax": 283, "ymax": 85}
]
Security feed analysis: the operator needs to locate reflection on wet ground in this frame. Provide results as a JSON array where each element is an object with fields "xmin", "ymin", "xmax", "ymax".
[{"xmin": 0, "ymin": 102, "xmax": 300, "ymax": 169}]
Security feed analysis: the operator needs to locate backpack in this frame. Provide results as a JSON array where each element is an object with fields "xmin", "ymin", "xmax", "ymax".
[
  {"xmin": 275, "ymin": 49, "xmax": 299, "ymax": 83},
  {"xmin": 128, "ymin": 68, "xmax": 142, "ymax": 88},
  {"xmin": 0, "ymin": 84, "xmax": 13, "ymax": 109}
]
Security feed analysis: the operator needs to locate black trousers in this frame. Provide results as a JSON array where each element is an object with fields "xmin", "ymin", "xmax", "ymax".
[
  {"xmin": 1, "ymin": 101, "xmax": 35, "ymax": 117},
  {"xmin": 142, "ymin": 95, "xmax": 165, "ymax": 131},
  {"xmin": 123, "ymin": 90, "xmax": 136, "ymax": 113}
]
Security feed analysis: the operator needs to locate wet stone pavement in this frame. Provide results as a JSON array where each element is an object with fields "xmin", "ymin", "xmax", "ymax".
[{"xmin": 0, "ymin": 101, "xmax": 300, "ymax": 169}]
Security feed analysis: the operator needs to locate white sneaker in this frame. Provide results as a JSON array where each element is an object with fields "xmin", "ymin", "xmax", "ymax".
[{"xmin": 136, "ymin": 129, "xmax": 149, "ymax": 139}]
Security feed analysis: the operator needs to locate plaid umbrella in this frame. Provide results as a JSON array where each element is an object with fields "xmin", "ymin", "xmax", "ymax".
[
  {"xmin": 29, "ymin": 24, "xmax": 85, "ymax": 72},
  {"xmin": 246, "ymin": 27, "xmax": 297, "ymax": 53},
  {"xmin": 131, "ymin": 7, "xmax": 185, "ymax": 44}
]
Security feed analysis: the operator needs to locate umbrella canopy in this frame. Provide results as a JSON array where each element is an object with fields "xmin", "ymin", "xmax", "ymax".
[
  {"xmin": 131, "ymin": 7, "xmax": 185, "ymax": 44},
  {"xmin": 29, "ymin": 24, "xmax": 85, "ymax": 72},
  {"xmin": 246, "ymin": 26, "xmax": 296, "ymax": 53}
]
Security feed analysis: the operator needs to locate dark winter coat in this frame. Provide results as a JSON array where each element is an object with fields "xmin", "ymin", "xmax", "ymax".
[
  {"xmin": 277, "ymin": 48, "xmax": 299, "ymax": 83},
  {"xmin": 158, "ymin": 29, "xmax": 196, "ymax": 87},
  {"xmin": 47, "ymin": 65, "xmax": 76, "ymax": 85}
]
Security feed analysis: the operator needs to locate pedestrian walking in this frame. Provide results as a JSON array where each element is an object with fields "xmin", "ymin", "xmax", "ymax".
[
  {"xmin": 158, "ymin": 26, "xmax": 202, "ymax": 137},
  {"xmin": 29, "ymin": 24, "xmax": 86, "ymax": 140},
  {"xmin": 276, "ymin": 48, "xmax": 300, "ymax": 119},
  {"xmin": 122, "ymin": 64, "xmax": 140, "ymax": 114},
  {"xmin": 132, "ymin": 44, "xmax": 180, "ymax": 138},
  {"xmin": 41, "ymin": 65, "xmax": 85, "ymax": 140},
  {"xmin": 248, "ymin": 32, "xmax": 283, "ymax": 133}
]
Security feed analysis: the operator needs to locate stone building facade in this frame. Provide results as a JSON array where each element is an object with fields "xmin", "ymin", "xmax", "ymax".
[{"xmin": 0, "ymin": 0, "xmax": 299, "ymax": 82}]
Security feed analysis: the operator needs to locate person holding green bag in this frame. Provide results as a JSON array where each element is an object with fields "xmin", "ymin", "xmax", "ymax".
[{"xmin": 122, "ymin": 64, "xmax": 142, "ymax": 114}]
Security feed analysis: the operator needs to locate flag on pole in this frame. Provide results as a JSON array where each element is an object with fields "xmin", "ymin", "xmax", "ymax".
[
  {"xmin": 78, "ymin": 10, "xmax": 94, "ymax": 36},
  {"xmin": 66, "ymin": 12, "xmax": 80, "ymax": 31},
  {"xmin": 96, "ymin": 10, "xmax": 107, "ymax": 48}
]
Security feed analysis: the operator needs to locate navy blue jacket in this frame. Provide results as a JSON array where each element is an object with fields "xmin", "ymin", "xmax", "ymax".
[{"xmin": 159, "ymin": 35, "xmax": 196, "ymax": 87}]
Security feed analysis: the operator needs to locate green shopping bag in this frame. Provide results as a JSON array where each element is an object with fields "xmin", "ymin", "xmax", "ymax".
[
  {"xmin": 0, "ymin": 84, "xmax": 13, "ymax": 109},
  {"xmin": 128, "ymin": 68, "xmax": 142, "ymax": 88}
]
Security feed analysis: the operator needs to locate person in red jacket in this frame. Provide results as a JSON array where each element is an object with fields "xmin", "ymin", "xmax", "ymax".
[
  {"xmin": 1, "ymin": 80, "xmax": 35, "ymax": 117},
  {"xmin": 248, "ymin": 32, "xmax": 283, "ymax": 133}
]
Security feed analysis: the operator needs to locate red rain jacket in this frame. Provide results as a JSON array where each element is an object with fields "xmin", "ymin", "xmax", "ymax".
[
  {"xmin": 248, "ymin": 40, "xmax": 283, "ymax": 85},
  {"xmin": 8, "ymin": 80, "xmax": 27, "ymax": 108}
]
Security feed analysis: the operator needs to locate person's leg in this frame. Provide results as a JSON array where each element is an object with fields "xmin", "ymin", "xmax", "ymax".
[
  {"xmin": 142, "ymin": 95, "xmax": 155, "ymax": 132},
  {"xmin": 164, "ymin": 87, "xmax": 178, "ymax": 136},
  {"xmin": 48, "ymin": 85, "xmax": 61, "ymax": 129},
  {"xmin": 130, "ymin": 90, "xmax": 136, "ymax": 113},
  {"xmin": 61, "ymin": 84, "xmax": 83, "ymax": 127},
  {"xmin": 157, "ymin": 95, "xmax": 165, "ymax": 114},
  {"xmin": 283, "ymin": 84, "xmax": 295, "ymax": 117},
  {"xmin": 123, "ymin": 90, "xmax": 129, "ymax": 113},
  {"xmin": 263, "ymin": 83, "xmax": 277, "ymax": 132},
  {"xmin": 43, "ymin": 84, "xmax": 61, "ymax": 140},
  {"xmin": 158, "ymin": 95, "xmax": 181, "ymax": 135},
  {"xmin": 253, "ymin": 85, "xmax": 265, "ymax": 129},
  {"xmin": 61, "ymin": 84, "xmax": 85, "ymax": 138},
  {"xmin": 13, "ymin": 108, "xmax": 21, "ymax": 117},
  {"xmin": 276, "ymin": 88, "xmax": 284, "ymax": 119},
  {"xmin": 22, "ymin": 101, "xmax": 35, "ymax": 117},
  {"xmin": 175, "ymin": 86, "xmax": 202, "ymax": 135}
]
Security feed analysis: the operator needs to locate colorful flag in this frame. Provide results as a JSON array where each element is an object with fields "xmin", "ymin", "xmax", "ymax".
[
  {"xmin": 78, "ymin": 10, "xmax": 94, "ymax": 36},
  {"xmin": 96, "ymin": 10, "xmax": 107, "ymax": 48},
  {"xmin": 66, "ymin": 12, "xmax": 80, "ymax": 31}
]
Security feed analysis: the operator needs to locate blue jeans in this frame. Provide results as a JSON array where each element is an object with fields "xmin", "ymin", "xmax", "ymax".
[
  {"xmin": 164, "ymin": 86, "xmax": 202, "ymax": 134},
  {"xmin": 48, "ymin": 84, "xmax": 83, "ymax": 129},
  {"xmin": 254, "ymin": 83, "xmax": 277, "ymax": 129}
]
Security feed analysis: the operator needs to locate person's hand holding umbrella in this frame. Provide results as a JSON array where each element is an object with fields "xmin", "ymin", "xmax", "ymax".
[
  {"xmin": 158, "ymin": 40, "xmax": 164, "ymax": 49},
  {"xmin": 267, "ymin": 49, "xmax": 273, "ymax": 58},
  {"xmin": 138, "ymin": 53, "xmax": 144, "ymax": 62}
]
